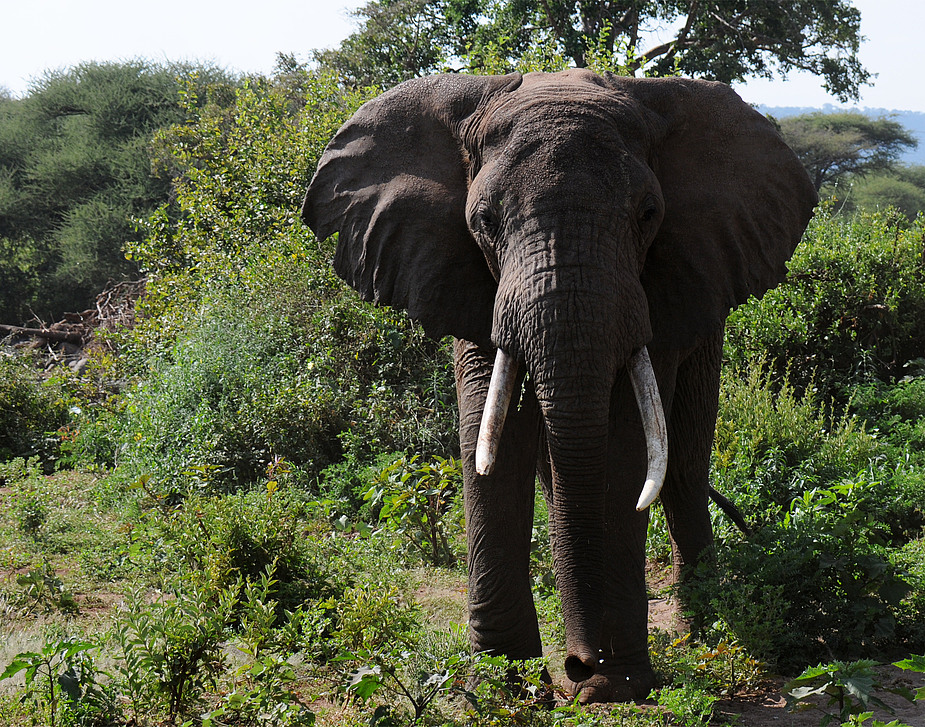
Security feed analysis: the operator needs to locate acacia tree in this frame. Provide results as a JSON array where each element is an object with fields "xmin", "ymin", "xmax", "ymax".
[
  {"xmin": 318, "ymin": 0, "xmax": 870, "ymax": 102},
  {"xmin": 0, "ymin": 61, "xmax": 237, "ymax": 323},
  {"xmin": 779, "ymin": 112, "xmax": 919, "ymax": 192}
]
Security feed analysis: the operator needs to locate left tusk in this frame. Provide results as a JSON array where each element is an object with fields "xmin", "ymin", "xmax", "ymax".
[
  {"xmin": 475, "ymin": 348, "xmax": 519, "ymax": 476},
  {"xmin": 628, "ymin": 347, "xmax": 668, "ymax": 511}
]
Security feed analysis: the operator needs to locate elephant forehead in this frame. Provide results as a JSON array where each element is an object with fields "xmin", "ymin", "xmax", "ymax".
[{"xmin": 476, "ymin": 77, "xmax": 651, "ymax": 152}]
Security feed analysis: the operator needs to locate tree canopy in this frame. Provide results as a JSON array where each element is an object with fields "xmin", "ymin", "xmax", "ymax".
[
  {"xmin": 317, "ymin": 0, "xmax": 870, "ymax": 101},
  {"xmin": 779, "ymin": 112, "xmax": 919, "ymax": 192}
]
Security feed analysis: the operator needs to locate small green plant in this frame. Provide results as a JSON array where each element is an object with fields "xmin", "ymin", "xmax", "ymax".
[
  {"xmin": 111, "ymin": 578, "xmax": 240, "ymax": 726},
  {"xmin": 652, "ymin": 683, "xmax": 718, "ymax": 726},
  {"xmin": 1, "ymin": 638, "xmax": 108, "ymax": 727},
  {"xmin": 200, "ymin": 564, "xmax": 317, "ymax": 727},
  {"xmin": 2, "ymin": 456, "xmax": 50, "ymax": 538},
  {"xmin": 364, "ymin": 454, "xmax": 462, "ymax": 567},
  {"xmin": 334, "ymin": 584, "xmax": 421, "ymax": 655},
  {"xmin": 456, "ymin": 654, "xmax": 556, "ymax": 726},
  {"xmin": 344, "ymin": 647, "xmax": 463, "ymax": 725},
  {"xmin": 14, "ymin": 563, "xmax": 79, "ymax": 616},
  {"xmin": 650, "ymin": 632, "xmax": 764, "ymax": 697},
  {"xmin": 338, "ymin": 619, "xmax": 467, "ymax": 725},
  {"xmin": 784, "ymin": 659, "xmax": 916, "ymax": 727}
]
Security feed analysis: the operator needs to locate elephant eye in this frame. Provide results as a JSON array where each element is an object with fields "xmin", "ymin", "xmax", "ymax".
[
  {"xmin": 476, "ymin": 202, "xmax": 500, "ymax": 239},
  {"xmin": 638, "ymin": 196, "xmax": 661, "ymax": 227}
]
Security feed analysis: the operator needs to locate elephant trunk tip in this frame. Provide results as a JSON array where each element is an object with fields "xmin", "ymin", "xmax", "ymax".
[{"xmin": 564, "ymin": 650, "xmax": 599, "ymax": 685}]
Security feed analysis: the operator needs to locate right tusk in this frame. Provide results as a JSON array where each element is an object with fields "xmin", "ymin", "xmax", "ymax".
[
  {"xmin": 628, "ymin": 347, "xmax": 668, "ymax": 511},
  {"xmin": 475, "ymin": 348, "xmax": 519, "ymax": 476}
]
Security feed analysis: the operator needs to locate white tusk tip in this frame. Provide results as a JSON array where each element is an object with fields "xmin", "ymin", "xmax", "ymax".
[
  {"xmin": 635, "ymin": 479, "xmax": 662, "ymax": 511},
  {"xmin": 475, "ymin": 448, "xmax": 494, "ymax": 476}
]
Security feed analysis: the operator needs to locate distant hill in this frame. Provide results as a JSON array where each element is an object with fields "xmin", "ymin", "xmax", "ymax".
[{"xmin": 760, "ymin": 105, "xmax": 925, "ymax": 166}]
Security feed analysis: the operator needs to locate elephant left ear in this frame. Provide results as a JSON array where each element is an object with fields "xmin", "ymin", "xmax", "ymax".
[{"xmin": 605, "ymin": 75, "xmax": 818, "ymax": 349}]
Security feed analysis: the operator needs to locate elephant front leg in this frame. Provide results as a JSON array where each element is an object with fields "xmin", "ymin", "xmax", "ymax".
[{"xmin": 454, "ymin": 339, "xmax": 543, "ymax": 660}]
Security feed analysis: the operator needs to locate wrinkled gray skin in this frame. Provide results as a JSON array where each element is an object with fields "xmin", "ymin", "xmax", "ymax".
[{"xmin": 302, "ymin": 69, "xmax": 817, "ymax": 703}]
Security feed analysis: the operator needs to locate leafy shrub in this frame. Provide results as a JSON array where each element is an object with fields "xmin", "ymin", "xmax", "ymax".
[
  {"xmin": 852, "ymin": 373, "xmax": 925, "ymax": 456},
  {"xmin": 1, "ymin": 638, "xmax": 115, "ymax": 727},
  {"xmin": 110, "ymin": 285, "xmax": 457, "ymax": 499},
  {"xmin": 334, "ymin": 584, "xmax": 421, "ymax": 655},
  {"xmin": 112, "ymin": 578, "xmax": 241, "ymax": 725},
  {"xmin": 784, "ymin": 658, "xmax": 919, "ymax": 726},
  {"xmin": 114, "ymin": 295, "xmax": 352, "ymax": 495},
  {"xmin": 653, "ymin": 683, "xmax": 717, "ymax": 726},
  {"xmin": 155, "ymin": 483, "xmax": 347, "ymax": 616},
  {"xmin": 725, "ymin": 208, "xmax": 925, "ymax": 403},
  {"xmin": 0, "ymin": 353, "xmax": 68, "ymax": 465},
  {"xmin": 703, "ymin": 357, "xmax": 925, "ymax": 671},
  {"xmin": 363, "ymin": 454, "xmax": 463, "ymax": 567},
  {"xmin": 649, "ymin": 632, "xmax": 765, "ymax": 697},
  {"xmin": 713, "ymin": 359, "xmax": 880, "ymax": 523},
  {"xmin": 129, "ymin": 71, "xmax": 369, "ymax": 345},
  {"xmin": 691, "ymin": 478, "xmax": 920, "ymax": 671}
]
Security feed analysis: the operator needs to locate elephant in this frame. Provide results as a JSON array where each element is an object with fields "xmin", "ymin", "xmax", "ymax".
[{"xmin": 301, "ymin": 69, "xmax": 817, "ymax": 703}]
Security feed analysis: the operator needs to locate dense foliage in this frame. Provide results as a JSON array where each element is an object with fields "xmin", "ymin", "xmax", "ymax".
[
  {"xmin": 725, "ymin": 206, "xmax": 925, "ymax": 402},
  {"xmin": 0, "ymin": 60, "xmax": 238, "ymax": 324},
  {"xmin": 0, "ymin": 353, "xmax": 69, "ymax": 464}
]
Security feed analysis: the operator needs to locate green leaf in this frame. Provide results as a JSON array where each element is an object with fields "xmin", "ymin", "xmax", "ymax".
[
  {"xmin": 1, "ymin": 657, "xmax": 35, "ymax": 681},
  {"xmin": 347, "ymin": 666, "xmax": 382, "ymax": 700},
  {"xmin": 893, "ymin": 655, "xmax": 925, "ymax": 673}
]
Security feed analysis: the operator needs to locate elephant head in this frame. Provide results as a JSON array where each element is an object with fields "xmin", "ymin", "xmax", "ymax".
[{"xmin": 302, "ymin": 69, "xmax": 816, "ymax": 688}]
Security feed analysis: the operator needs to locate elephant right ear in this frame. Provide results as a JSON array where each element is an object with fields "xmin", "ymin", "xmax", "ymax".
[{"xmin": 302, "ymin": 73, "xmax": 522, "ymax": 347}]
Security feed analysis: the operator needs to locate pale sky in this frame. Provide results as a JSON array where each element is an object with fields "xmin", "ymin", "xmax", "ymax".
[{"xmin": 2, "ymin": 0, "xmax": 923, "ymax": 113}]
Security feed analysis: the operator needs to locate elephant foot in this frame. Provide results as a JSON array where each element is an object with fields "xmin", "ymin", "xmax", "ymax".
[{"xmin": 564, "ymin": 665, "xmax": 656, "ymax": 704}]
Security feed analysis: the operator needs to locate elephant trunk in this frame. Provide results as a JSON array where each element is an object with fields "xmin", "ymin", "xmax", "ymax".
[
  {"xmin": 535, "ymin": 355, "xmax": 612, "ymax": 684},
  {"xmin": 481, "ymin": 256, "xmax": 668, "ymax": 683}
]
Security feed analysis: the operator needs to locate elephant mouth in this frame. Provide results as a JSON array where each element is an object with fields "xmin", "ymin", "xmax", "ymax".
[{"xmin": 475, "ymin": 346, "xmax": 668, "ymax": 511}]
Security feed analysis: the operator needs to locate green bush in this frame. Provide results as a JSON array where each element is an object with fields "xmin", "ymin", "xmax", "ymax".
[
  {"xmin": 0, "ymin": 353, "xmax": 68, "ymax": 465},
  {"xmin": 693, "ymin": 501, "xmax": 918, "ymax": 671},
  {"xmin": 109, "ymin": 285, "xmax": 457, "ymax": 499},
  {"xmin": 97, "ymin": 71, "xmax": 457, "ymax": 498},
  {"xmin": 155, "ymin": 484, "xmax": 348, "ymax": 616},
  {"xmin": 725, "ymin": 207, "xmax": 925, "ymax": 403},
  {"xmin": 363, "ymin": 454, "xmax": 463, "ymax": 567},
  {"xmin": 703, "ymin": 357, "xmax": 925, "ymax": 670},
  {"xmin": 114, "ymin": 295, "xmax": 351, "ymax": 494},
  {"xmin": 851, "ymin": 374, "xmax": 925, "ymax": 455},
  {"xmin": 713, "ymin": 359, "xmax": 880, "ymax": 523}
]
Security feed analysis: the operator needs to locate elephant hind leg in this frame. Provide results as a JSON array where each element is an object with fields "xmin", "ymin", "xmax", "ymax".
[{"xmin": 658, "ymin": 329, "xmax": 724, "ymax": 583}]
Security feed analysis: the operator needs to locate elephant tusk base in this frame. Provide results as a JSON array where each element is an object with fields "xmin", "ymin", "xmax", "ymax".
[
  {"xmin": 628, "ymin": 347, "xmax": 668, "ymax": 511},
  {"xmin": 475, "ymin": 348, "xmax": 519, "ymax": 476}
]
